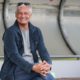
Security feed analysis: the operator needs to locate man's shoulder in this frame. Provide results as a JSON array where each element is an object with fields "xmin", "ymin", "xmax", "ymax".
[
  {"xmin": 3, "ymin": 24, "xmax": 18, "ymax": 39},
  {"xmin": 5, "ymin": 23, "xmax": 19, "ymax": 34}
]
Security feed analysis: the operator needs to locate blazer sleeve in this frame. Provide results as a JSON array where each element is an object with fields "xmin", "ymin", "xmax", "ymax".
[
  {"xmin": 37, "ymin": 28, "xmax": 52, "ymax": 64},
  {"xmin": 3, "ymin": 29, "xmax": 34, "ymax": 73}
]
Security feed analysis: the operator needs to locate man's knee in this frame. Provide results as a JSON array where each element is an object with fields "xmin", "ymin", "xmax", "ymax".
[
  {"xmin": 43, "ymin": 73, "xmax": 55, "ymax": 80},
  {"xmin": 32, "ymin": 73, "xmax": 55, "ymax": 80}
]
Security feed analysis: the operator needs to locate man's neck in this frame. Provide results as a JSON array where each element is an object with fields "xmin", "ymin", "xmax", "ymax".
[{"xmin": 19, "ymin": 23, "xmax": 29, "ymax": 31}]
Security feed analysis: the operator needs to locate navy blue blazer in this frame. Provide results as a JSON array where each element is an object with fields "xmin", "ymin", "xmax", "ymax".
[{"xmin": 0, "ymin": 20, "xmax": 52, "ymax": 80}]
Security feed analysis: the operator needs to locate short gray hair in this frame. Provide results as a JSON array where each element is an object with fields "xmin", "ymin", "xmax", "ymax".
[{"xmin": 15, "ymin": 2, "xmax": 32, "ymax": 14}]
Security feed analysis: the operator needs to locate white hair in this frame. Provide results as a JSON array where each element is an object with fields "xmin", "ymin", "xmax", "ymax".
[{"xmin": 15, "ymin": 3, "xmax": 32, "ymax": 14}]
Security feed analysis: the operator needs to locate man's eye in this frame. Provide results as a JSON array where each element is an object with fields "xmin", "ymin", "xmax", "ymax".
[{"xmin": 24, "ymin": 12, "xmax": 30, "ymax": 15}]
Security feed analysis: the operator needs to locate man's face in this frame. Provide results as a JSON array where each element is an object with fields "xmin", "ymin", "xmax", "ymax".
[{"xmin": 16, "ymin": 5, "xmax": 32, "ymax": 25}]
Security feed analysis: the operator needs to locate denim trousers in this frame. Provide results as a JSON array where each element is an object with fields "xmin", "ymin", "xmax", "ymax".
[{"xmin": 14, "ymin": 66, "xmax": 55, "ymax": 80}]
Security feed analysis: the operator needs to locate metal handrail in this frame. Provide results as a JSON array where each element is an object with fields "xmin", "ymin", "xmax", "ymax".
[{"xmin": 0, "ymin": 55, "xmax": 80, "ymax": 60}]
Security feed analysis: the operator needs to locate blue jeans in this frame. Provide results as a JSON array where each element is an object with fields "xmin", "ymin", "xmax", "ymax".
[{"xmin": 14, "ymin": 66, "xmax": 55, "ymax": 80}]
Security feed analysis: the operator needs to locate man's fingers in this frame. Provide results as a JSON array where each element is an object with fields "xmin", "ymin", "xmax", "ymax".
[{"xmin": 41, "ymin": 70, "xmax": 49, "ymax": 76}]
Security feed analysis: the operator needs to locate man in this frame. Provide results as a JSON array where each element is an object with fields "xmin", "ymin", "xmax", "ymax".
[{"xmin": 0, "ymin": 2, "xmax": 55, "ymax": 80}]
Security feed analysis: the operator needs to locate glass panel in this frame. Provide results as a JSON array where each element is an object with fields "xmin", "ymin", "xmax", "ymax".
[{"xmin": 61, "ymin": 0, "xmax": 80, "ymax": 55}]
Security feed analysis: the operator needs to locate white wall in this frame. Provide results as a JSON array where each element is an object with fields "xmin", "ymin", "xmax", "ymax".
[{"xmin": 51, "ymin": 60, "xmax": 80, "ymax": 78}]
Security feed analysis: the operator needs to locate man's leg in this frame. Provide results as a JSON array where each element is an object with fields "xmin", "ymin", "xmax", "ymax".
[
  {"xmin": 32, "ymin": 73, "xmax": 55, "ymax": 80},
  {"xmin": 31, "ymin": 72, "xmax": 43, "ymax": 80},
  {"xmin": 32, "ymin": 77, "xmax": 43, "ymax": 80},
  {"xmin": 14, "ymin": 66, "xmax": 31, "ymax": 80},
  {"xmin": 42, "ymin": 73, "xmax": 55, "ymax": 80}
]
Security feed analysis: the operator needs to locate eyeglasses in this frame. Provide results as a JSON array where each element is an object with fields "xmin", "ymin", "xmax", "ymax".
[{"xmin": 17, "ymin": 2, "xmax": 31, "ymax": 7}]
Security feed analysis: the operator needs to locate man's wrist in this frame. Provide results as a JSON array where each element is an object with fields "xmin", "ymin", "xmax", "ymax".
[{"xmin": 32, "ymin": 64, "xmax": 36, "ymax": 71}]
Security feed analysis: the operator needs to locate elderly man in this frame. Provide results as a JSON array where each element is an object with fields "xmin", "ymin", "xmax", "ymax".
[{"xmin": 0, "ymin": 2, "xmax": 55, "ymax": 80}]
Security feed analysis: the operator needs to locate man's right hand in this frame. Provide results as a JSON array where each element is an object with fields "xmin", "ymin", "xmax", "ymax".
[
  {"xmin": 32, "ymin": 63, "xmax": 46, "ymax": 76},
  {"xmin": 32, "ymin": 62, "xmax": 50, "ymax": 76}
]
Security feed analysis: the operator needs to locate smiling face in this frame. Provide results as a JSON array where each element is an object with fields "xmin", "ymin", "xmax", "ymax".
[{"xmin": 15, "ymin": 4, "xmax": 32, "ymax": 26}]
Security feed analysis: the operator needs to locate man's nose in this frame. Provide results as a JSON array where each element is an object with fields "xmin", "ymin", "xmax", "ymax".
[
  {"xmin": 21, "ymin": 14, "xmax": 25, "ymax": 17},
  {"xmin": 21, "ymin": 13, "xmax": 29, "ymax": 18}
]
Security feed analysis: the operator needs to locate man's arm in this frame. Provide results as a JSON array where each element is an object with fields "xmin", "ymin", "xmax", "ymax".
[
  {"xmin": 37, "ymin": 28, "xmax": 52, "ymax": 64},
  {"xmin": 32, "ymin": 28, "xmax": 52, "ymax": 76},
  {"xmin": 3, "ymin": 29, "xmax": 34, "ymax": 73}
]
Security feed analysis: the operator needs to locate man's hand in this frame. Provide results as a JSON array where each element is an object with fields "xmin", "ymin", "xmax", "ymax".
[
  {"xmin": 32, "ymin": 61, "xmax": 52, "ymax": 76},
  {"xmin": 42, "ymin": 60, "xmax": 52, "ymax": 71},
  {"xmin": 40, "ymin": 60, "xmax": 52, "ymax": 75},
  {"xmin": 32, "ymin": 62, "xmax": 47, "ymax": 76}
]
